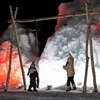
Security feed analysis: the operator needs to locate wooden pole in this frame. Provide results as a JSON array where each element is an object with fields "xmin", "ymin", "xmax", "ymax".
[
  {"xmin": 36, "ymin": 31, "xmax": 38, "ymax": 56},
  {"xmin": 89, "ymin": 22, "xmax": 98, "ymax": 92},
  {"xmin": 89, "ymin": 2, "xmax": 98, "ymax": 92},
  {"xmin": 7, "ymin": 11, "xmax": 100, "ymax": 23},
  {"xmin": 83, "ymin": 2, "xmax": 90, "ymax": 93},
  {"xmin": 9, "ymin": 6, "xmax": 26, "ymax": 90},
  {"xmin": 90, "ymin": 1, "xmax": 98, "ymax": 92},
  {"xmin": 83, "ymin": 2, "xmax": 98, "ymax": 93},
  {"xmin": 5, "ymin": 7, "xmax": 18, "ymax": 91}
]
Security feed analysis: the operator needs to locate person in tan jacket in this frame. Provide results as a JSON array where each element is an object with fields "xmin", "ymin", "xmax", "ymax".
[{"xmin": 63, "ymin": 53, "xmax": 76, "ymax": 92}]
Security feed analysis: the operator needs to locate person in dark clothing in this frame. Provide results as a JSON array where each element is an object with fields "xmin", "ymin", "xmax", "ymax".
[{"xmin": 27, "ymin": 61, "xmax": 39, "ymax": 92}]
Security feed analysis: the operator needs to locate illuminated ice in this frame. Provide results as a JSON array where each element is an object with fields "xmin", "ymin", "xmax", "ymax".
[
  {"xmin": 39, "ymin": 0, "xmax": 100, "ymax": 90},
  {"xmin": 0, "ymin": 23, "xmax": 40, "ymax": 88}
]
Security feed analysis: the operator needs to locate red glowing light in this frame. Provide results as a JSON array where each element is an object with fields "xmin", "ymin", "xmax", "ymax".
[
  {"xmin": 95, "ymin": 23, "xmax": 100, "ymax": 34},
  {"xmin": 0, "ymin": 41, "xmax": 22, "ymax": 87}
]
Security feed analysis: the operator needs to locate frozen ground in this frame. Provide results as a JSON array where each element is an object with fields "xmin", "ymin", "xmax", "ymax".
[{"xmin": 0, "ymin": 89, "xmax": 100, "ymax": 100}]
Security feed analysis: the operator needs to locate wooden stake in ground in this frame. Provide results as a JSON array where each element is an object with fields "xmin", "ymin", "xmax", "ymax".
[
  {"xmin": 5, "ymin": 7, "xmax": 18, "ymax": 91},
  {"xmin": 83, "ymin": 2, "xmax": 98, "ymax": 92},
  {"xmin": 89, "ymin": 2, "xmax": 98, "ymax": 92},
  {"xmin": 6, "ymin": 6, "xmax": 26, "ymax": 91},
  {"xmin": 83, "ymin": 2, "xmax": 90, "ymax": 93}
]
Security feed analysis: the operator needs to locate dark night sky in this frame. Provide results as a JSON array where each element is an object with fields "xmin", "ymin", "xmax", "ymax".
[{"xmin": 0, "ymin": 0, "xmax": 73, "ymax": 52}]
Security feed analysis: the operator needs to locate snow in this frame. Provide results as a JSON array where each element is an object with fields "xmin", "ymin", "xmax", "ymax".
[{"xmin": 39, "ymin": 0, "xmax": 100, "ymax": 92}]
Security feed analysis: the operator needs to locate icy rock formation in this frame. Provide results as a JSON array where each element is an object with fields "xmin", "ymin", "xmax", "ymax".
[
  {"xmin": 39, "ymin": 0, "xmax": 100, "ymax": 89},
  {"xmin": 0, "ymin": 23, "xmax": 40, "ymax": 87}
]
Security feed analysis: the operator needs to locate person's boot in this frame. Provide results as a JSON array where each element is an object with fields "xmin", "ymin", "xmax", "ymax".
[
  {"xmin": 66, "ymin": 86, "xmax": 72, "ymax": 92},
  {"xmin": 28, "ymin": 86, "xmax": 32, "ymax": 91},
  {"xmin": 28, "ymin": 88, "xmax": 32, "ymax": 91},
  {"xmin": 28, "ymin": 89, "xmax": 32, "ymax": 91},
  {"xmin": 72, "ymin": 84, "xmax": 76, "ymax": 90},
  {"xmin": 33, "ymin": 88, "xmax": 38, "ymax": 92}
]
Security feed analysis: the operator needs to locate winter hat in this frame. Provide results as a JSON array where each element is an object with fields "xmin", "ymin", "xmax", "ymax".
[{"xmin": 30, "ymin": 61, "xmax": 35, "ymax": 68}]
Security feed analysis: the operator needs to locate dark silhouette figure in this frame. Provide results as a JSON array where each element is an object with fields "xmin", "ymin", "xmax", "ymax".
[{"xmin": 27, "ymin": 61, "xmax": 39, "ymax": 92}]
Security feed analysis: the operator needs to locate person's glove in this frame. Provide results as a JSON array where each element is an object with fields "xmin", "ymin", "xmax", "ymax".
[
  {"xmin": 27, "ymin": 73, "xmax": 29, "ymax": 76},
  {"xmin": 36, "ymin": 83, "xmax": 39, "ymax": 88},
  {"xmin": 63, "ymin": 65, "xmax": 66, "ymax": 69}
]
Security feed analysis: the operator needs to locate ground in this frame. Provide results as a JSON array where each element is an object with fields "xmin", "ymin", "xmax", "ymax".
[{"xmin": 0, "ymin": 90, "xmax": 100, "ymax": 100}]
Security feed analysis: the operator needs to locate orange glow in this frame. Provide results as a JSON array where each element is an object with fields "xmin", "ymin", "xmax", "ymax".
[{"xmin": 0, "ymin": 41, "xmax": 22, "ymax": 87}]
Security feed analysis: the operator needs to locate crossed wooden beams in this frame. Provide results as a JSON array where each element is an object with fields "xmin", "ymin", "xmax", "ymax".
[
  {"xmin": 5, "ymin": 6, "xmax": 26, "ymax": 91},
  {"xmin": 6, "ymin": 1, "xmax": 100, "ymax": 92}
]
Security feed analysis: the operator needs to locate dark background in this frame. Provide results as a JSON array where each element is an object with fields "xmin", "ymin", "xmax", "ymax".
[{"xmin": 0, "ymin": 0, "xmax": 73, "ymax": 52}]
